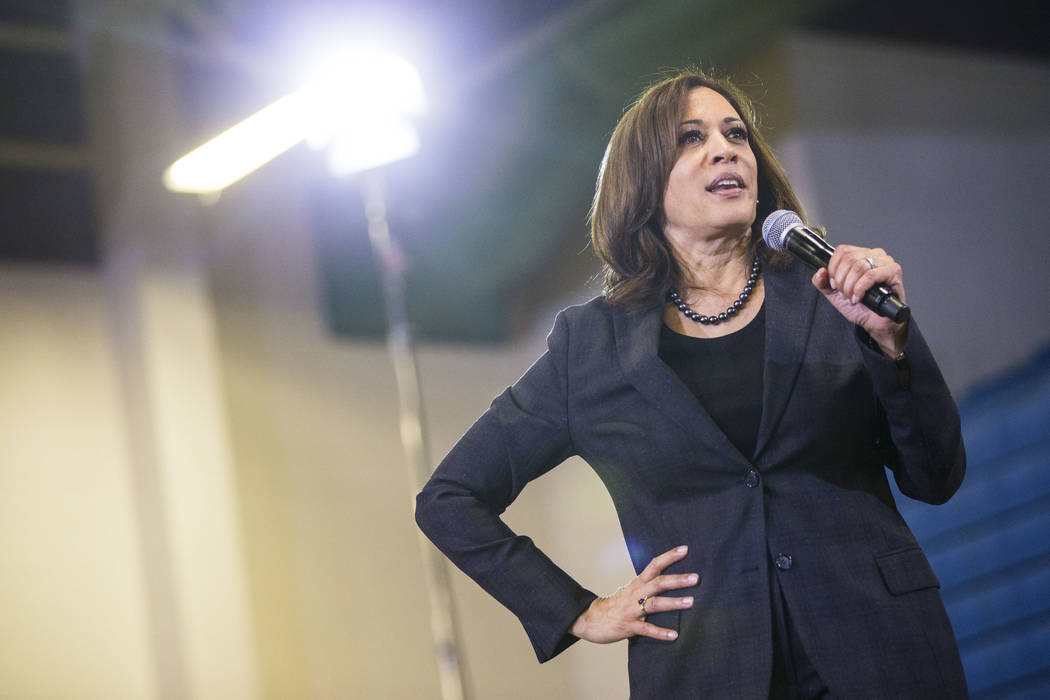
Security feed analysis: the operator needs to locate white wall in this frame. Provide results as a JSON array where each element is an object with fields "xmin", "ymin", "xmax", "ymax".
[
  {"xmin": 0, "ymin": 267, "xmax": 155, "ymax": 699},
  {"xmin": 200, "ymin": 157, "xmax": 632, "ymax": 697},
  {"xmin": 776, "ymin": 33, "xmax": 1050, "ymax": 393}
]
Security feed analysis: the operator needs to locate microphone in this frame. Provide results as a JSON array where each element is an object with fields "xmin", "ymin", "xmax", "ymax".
[{"xmin": 762, "ymin": 210, "xmax": 910, "ymax": 323}]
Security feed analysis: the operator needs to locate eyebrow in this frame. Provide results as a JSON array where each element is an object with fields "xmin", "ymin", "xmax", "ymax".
[{"xmin": 678, "ymin": 117, "xmax": 744, "ymax": 128}]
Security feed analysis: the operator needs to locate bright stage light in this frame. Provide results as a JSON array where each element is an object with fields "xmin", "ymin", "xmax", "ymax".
[
  {"xmin": 163, "ymin": 47, "xmax": 426, "ymax": 194},
  {"xmin": 164, "ymin": 93, "xmax": 311, "ymax": 194},
  {"xmin": 299, "ymin": 47, "xmax": 426, "ymax": 177},
  {"xmin": 300, "ymin": 47, "xmax": 425, "ymax": 147},
  {"xmin": 325, "ymin": 116, "xmax": 421, "ymax": 176}
]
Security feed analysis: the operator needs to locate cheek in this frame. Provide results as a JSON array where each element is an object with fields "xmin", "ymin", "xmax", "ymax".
[
  {"xmin": 664, "ymin": 161, "xmax": 696, "ymax": 208},
  {"xmin": 663, "ymin": 178, "xmax": 691, "ymax": 223}
]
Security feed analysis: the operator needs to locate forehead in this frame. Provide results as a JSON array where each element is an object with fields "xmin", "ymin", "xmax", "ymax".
[{"xmin": 681, "ymin": 86, "xmax": 742, "ymax": 123}]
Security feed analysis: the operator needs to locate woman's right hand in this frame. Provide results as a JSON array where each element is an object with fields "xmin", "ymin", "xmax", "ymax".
[{"xmin": 570, "ymin": 545, "xmax": 698, "ymax": 644}]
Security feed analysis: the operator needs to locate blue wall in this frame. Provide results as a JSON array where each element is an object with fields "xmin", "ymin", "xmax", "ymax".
[{"xmin": 891, "ymin": 347, "xmax": 1050, "ymax": 699}]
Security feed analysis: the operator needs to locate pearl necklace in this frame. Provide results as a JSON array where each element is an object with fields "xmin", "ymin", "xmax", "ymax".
[{"xmin": 668, "ymin": 255, "xmax": 761, "ymax": 325}]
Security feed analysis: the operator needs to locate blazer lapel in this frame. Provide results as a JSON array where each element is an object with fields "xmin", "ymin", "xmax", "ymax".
[
  {"xmin": 613, "ymin": 302, "xmax": 751, "ymax": 467},
  {"xmin": 754, "ymin": 257, "xmax": 818, "ymax": 460}
]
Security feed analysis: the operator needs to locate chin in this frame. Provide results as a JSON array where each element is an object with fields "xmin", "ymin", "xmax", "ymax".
[{"xmin": 712, "ymin": 208, "xmax": 756, "ymax": 233}]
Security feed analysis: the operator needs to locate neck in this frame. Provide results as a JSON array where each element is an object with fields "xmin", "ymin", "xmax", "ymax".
[{"xmin": 669, "ymin": 230, "xmax": 754, "ymax": 299}]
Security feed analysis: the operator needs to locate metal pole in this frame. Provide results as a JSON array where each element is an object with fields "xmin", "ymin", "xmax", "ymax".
[{"xmin": 361, "ymin": 172, "xmax": 470, "ymax": 700}]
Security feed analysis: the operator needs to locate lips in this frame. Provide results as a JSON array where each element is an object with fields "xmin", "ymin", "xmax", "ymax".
[{"xmin": 706, "ymin": 173, "xmax": 746, "ymax": 193}]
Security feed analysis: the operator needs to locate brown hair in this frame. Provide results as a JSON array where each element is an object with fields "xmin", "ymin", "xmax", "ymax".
[{"xmin": 589, "ymin": 69, "xmax": 805, "ymax": 311}]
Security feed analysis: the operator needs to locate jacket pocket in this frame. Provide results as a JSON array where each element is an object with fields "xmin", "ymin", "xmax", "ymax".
[
  {"xmin": 592, "ymin": 420, "xmax": 647, "ymax": 437},
  {"xmin": 628, "ymin": 609, "xmax": 681, "ymax": 647},
  {"xmin": 874, "ymin": 545, "xmax": 940, "ymax": 595}
]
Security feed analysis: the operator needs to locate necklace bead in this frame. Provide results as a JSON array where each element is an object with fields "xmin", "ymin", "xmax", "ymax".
[{"xmin": 668, "ymin": 255, "xmax": 761, "ymax": 326}]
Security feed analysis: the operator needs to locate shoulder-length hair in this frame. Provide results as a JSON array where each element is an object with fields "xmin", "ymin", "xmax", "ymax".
[{"xmin": 589, "ymin": 69, "xmax": 805, "ymax": 311}]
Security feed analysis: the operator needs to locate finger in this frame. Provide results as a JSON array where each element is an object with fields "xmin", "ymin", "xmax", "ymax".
[
  {"xmin": 638, "ymin": 545, "xmax": 689, "ymax": 583},
  {"xmin": 641, "ymin": 595, "xmax": 694, "ymax": 614},
  {"xmin": 839, "ymin": 254, "xmax": 875, "ymax": 301},
  {"xmin": 828, "ymin": 246, "xmax": 869, "ymax": 292},
  {"xmin": 849, "ymin": 266, "xmax": 890, "ymax": 305},
  {"xmin": 826, "ymin": 244, "xmax": 859, "ymax": 282},
  {"xmin": 646, "ymin": 572, "xmax": 701, "ymax": 594},
  {"xmin": 811, "ymin": 268, "xmax": 833, "ymax": 294},
  {"xmin": 848, "ymin": 258, "xmax": 904, "ymax": 305},
  {"xmin": 868, "ymin": 255, "xmax": 902, "ymax": 291},
  {"xmin": 633, "ymin": 621, "xmax": 679, "ymax": 641}
]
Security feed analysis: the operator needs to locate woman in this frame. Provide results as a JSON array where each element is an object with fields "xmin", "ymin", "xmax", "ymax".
[{"xmin": 415, "ymin": 69, "xmax": 967, "ymax": 698}]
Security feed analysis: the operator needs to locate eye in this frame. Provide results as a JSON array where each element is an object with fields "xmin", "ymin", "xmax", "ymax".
[
  {"xmin": 677, "ymin": 130, "xmax": 703, "ymax": 146},
  {"xmin": 727, "ymin": 126, "xmax": 749, "ymax": 141}
]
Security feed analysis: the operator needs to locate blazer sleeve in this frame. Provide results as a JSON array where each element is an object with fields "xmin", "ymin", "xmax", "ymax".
[
  {"xmin": 857, "ymin": 319, "xmax": 966, "ymax": 505},
  {"xmin": 415, "ymin": 310, "xmax": 598, "ymax": 662}
]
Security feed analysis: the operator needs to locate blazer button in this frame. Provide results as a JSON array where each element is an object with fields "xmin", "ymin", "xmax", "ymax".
[
  {"xmin": 744, "ymin": 469, "xmax": 760, "ymax": 488},
  {"xmin": 775, "ymin": 553, "xmax": 793, "ymax": 571}
]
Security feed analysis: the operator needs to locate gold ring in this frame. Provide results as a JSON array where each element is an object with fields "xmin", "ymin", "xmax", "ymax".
[{"xmin": 637, "ymin": 596, "xmax": 647, "ymax": 616}]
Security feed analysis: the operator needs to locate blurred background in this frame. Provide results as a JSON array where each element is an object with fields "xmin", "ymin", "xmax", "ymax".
[{"xmin": 1, "ymin": 0, "xmax": 1048, "ymax": 697}]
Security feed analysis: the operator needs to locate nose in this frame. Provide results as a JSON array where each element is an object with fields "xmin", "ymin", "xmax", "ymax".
[{"xmin": 709, "ymin": 133, "xmax": 738, "ymax": 164}]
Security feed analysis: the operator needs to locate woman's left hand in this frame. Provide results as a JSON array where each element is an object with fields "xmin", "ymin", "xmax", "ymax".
[{"xmin": 811, "ymin": 245, "xmax": 908, "ymax": 357}]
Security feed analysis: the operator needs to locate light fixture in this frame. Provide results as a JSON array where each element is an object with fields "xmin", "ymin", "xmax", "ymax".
[{"xmin": 163, "ymin": 46, "xmax": 426, "ymax": 194}]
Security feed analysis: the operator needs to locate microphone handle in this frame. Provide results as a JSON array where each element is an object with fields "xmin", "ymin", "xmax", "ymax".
[
  {"xmin": 785, "ymin": 227, "xmax": 910, "ymax": 324},
  {"xmin": 784, "ymin": 225, "xmax": 835, "ymax": 269},
  {"xmin": 862, "ymin": 284, "xmax": 910, "ymax": 324}
]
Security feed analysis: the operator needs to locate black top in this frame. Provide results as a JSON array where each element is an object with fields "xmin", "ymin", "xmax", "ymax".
[{"xmin": 658, "ymin": 304, "xmax": 765, "ymax": 459}]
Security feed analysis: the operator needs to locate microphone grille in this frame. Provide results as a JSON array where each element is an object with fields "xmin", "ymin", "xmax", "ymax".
[{"xmin": 762, "ymin": 209, "xmax": 803, "ymax": 251}]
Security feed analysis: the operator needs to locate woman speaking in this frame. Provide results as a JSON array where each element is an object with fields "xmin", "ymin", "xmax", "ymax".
[{"xmin": 415, "ymin": 69, "xmax": 967, "ymax": 698}]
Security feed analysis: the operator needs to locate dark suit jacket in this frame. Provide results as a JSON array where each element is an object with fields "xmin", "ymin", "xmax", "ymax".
[{"xmin": 416, "ymin": 250, "xmax": 968, "ymax": 698}]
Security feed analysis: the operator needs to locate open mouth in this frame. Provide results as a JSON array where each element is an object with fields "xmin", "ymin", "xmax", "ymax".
[{"xmin": 706, "ymin": 174, "xmax": 745, "ymax": 193}]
